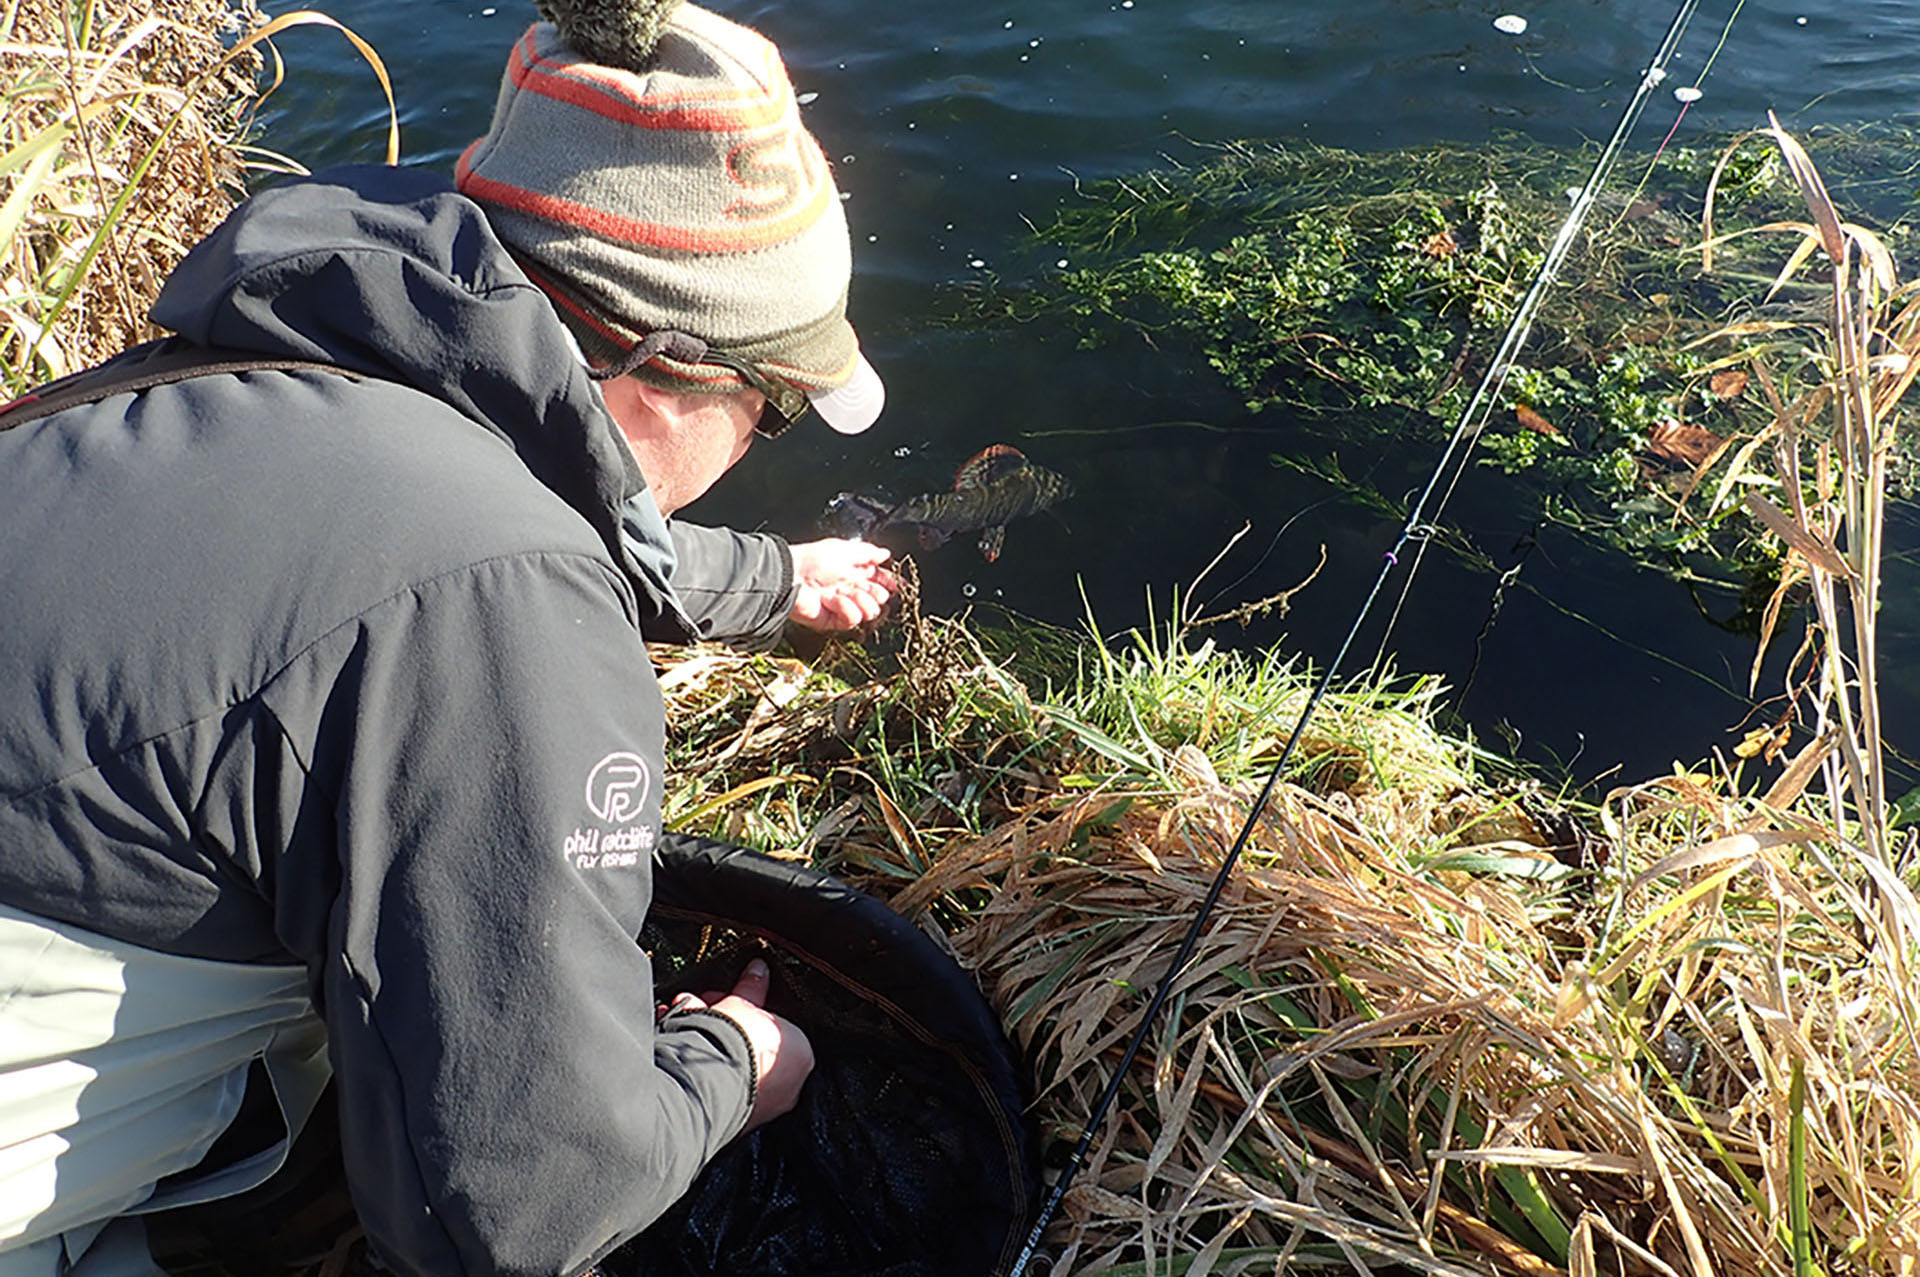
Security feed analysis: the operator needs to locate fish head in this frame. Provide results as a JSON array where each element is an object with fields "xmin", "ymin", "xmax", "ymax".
[{"xmin": 820, "ymin": 491, "xmax": 888, "ymax": 538}]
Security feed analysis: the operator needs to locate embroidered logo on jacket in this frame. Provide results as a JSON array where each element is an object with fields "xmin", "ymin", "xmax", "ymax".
[
  {"xmin": 567, "ymin": 752, "xmax": 656, "ymax": 871},
  {"xmin": 586, "ymin": 751, "xmax": 651, "ymax": 822}
]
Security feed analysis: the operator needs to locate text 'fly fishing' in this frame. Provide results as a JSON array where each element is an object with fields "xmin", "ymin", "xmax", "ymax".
[{"xmin": 1005, "ymin": 1, "xmax": 1720, "ymax": 1271}]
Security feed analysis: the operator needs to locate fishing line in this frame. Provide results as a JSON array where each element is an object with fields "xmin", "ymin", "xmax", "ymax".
[
  {"xmin": 1606, "ymin": 0, "xmax": 1749, "ymax": 238},
  {"xmin": 1458, "ymin": 525, "xmax": 1543, "ymax": 702},
  {"xmin": 1192, "ymin": 494, "xmax": 1341, "ymax": 622},
  {"xmin": 1004, "ymin": 2, "xmax": 1715, "ymax": 1271},
  {"xmin": 1367, "ymin": 0, "xmax": 1708, "ymax": 668}
]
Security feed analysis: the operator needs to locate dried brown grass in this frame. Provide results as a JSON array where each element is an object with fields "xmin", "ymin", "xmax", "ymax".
[
  {"xmin": 657, "ymin": 590, "xmax": 1919, "ymax": 1275},
  {"xmin": 0, "ymin": 0, "xmax": 264, "ymax": 387},
  {"xmin": 864, "ymin": 742, "xmax": 1914, "ymax": 1275}
]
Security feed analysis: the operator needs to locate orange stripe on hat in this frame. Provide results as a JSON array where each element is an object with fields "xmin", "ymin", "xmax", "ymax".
[
  {"xmin": 507, "ymin": 28, "xmax": 793, "ymax": 132},
  {"xmin": 456, "ymin": 146, "xmax": 833, "ymax": 253}
]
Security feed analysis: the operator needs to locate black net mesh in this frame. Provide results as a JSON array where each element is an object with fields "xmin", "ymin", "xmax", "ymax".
[
  {"xmin": 602, "ymin": 835, "xmax": 1037, "ymax": 1276},
  {"xmin": 147, "ymin": 835, "xmax": 1036, "ymax": 1277}
]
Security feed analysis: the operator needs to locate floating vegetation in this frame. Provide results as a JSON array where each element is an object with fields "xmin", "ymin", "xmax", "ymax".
[{"xmin": 952, "ymin": 129, "xmax": 1920, "ymax": 599}]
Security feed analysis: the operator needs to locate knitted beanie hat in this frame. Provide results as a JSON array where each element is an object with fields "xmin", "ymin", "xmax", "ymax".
[{"xmin": 457, "ymin": 0, "xmax": 883, "ymax": 433}]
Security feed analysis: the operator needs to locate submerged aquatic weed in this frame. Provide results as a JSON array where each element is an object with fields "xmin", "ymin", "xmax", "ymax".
[{"xmin": 954, "ymin": 131, "xmax": 1920, "ymax": 597}]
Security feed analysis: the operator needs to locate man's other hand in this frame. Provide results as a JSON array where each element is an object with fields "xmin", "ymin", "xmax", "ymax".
[
  {"xmin": 788, "ymin": 538, "xmax": 895, "ymax": 631},
  {"xmin": 675, "ymin": 958, "xmax": 815, "ymax": 1131}
]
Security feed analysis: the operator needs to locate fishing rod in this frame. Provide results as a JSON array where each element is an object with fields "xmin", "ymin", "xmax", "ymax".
[
  {"xmin": 1005, "ymin": 3, "xmax": 1711, "ymax": 1271},
  {"xmin": 1370, "ymin": 0, "xmax": 1748, "ymax": 669}
]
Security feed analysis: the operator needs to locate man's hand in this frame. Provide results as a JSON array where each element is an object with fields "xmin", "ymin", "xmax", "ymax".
[
  {"xmin": 672, "ymin": 958, "xmax": 815, "ymax": 1131},
  {"xmin": 789, "ymin": 538, "xmax": 895, "ymax": 631}
]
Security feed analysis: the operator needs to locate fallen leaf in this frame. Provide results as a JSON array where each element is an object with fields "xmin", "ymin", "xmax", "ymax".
[
  {"xmin": 1709, "ymin": 369, "xmax": 1749, "ymax": 398},
  {"xmin": 1734, "ymin": 726, "xmax": 1776, "ymax": 759},
  {"xmin": 1743, "ymin": 492, "xmax": 1854, "ymax": 580},
  {"xmin": 1515, "ymin": 403, "xmax": 1560, "ymax": 435},
  {"xmin": 1421, "ymin": 228, "xmax": 1458, "ymax": 259},
  {"xmin": 1646, "ymin": 418, "xmax": 1724, "ymax": 468}
]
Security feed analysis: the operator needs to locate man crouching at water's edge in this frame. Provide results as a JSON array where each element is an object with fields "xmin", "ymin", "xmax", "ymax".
[{"xmin": 0, "ymin": 0, "xmax": 894, "ymax": 1272}]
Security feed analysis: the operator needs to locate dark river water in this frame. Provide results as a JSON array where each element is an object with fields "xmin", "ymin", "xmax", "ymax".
[{"xmin": 256, "ymin": 0, "xmax": 1920, "ymax": 793}]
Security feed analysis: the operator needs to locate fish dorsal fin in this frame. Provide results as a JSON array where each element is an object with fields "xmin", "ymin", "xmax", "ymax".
[
  {"xmin": 977, "ymin": 525, "xmax": 1007, "ymax": 562},
  {"xmin": 954, "ymin": 443, "xmax": 1027, "ymax": 491}
]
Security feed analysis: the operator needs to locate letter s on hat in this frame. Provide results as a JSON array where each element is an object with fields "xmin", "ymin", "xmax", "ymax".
[{"xmin": 724, "ymin": 126, "xmax": 827, "ymax": 223}]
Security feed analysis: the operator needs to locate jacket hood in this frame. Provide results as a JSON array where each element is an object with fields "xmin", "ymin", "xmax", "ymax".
[{"xmin": 150, "ymin": 164, "xmax": 693, "ymax": 637}]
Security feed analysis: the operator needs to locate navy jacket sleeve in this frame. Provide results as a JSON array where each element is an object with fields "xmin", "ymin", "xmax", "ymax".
[
  {"xmin": 619, "ymin": 494, "xmax": 795, "ymax": 650},
  {"xmin": 667, "ymin": 520, "xmax": 795, "ymax": 650},
  {"xmin": 249, "ymin": 549, "xmax": 754, "ymax": 1276}
]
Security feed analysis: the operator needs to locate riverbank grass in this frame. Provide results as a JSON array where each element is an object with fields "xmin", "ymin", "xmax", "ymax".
[
  {"xmin": 660, "ymin": 586, "xmax": 1919, "ymax": 1276},
  {"xmin": 0, "ymin": 0, "xmax": 394, "ymax": 396}
]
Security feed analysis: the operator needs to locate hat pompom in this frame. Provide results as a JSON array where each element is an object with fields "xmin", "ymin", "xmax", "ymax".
[{"xmin": 535, "ymin": 0, "xmax": 685, "ymax": 69}]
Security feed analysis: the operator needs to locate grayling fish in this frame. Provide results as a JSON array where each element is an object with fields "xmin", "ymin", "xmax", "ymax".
[{"xmin": 822, "ymin": 444, "xmax": 1072, "ymax": 562}]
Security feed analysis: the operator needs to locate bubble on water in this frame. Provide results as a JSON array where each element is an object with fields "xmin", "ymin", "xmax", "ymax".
[
  {"xmin": 1029, "ymin": 38, "xmax": 1041, "ymax": 47},
  {"xmin": 1492, "ymin": 14, "xmax": 1527, "ymax": 35},
  {"xmin": 867, "ymin": 234, "xmax": 878, "ymax": 242},
  {"xmin": 1121, "ymin": 1, "xmax": 1133, "ymax": 8},
  {"xmin": 1004, "ymin": 19, "xmax": 1014, "ymax": 27},
  {"xmin": 1008, "ymin": 173, "xmax": 1019, "ymax": 181},
  {"xmin": 907, "ymin": 122, "xmax": 916, "ymax": 129},
  {"xmin": 797, "ymin": 91, "xmax": 820, "ymax": 105},
  {"xmin": 840, "ymin": 192, "xmax": 851, "ymax": 202},
  {"xmin": 969, "ymin": 258, "xmax": 987, "ymax": 268},
  {"xmin": 1458, "ymin": 64, "xmax": 1468, "ymax": 73},
  {"xmin": 1056, "ymin": 258, "xmax": 1069, "ymax": 268},
  {"xmin": 994, "ymin": 588, "xmax": 1004, "ymax": 599},
  {"xmin": 1673, "ymin": 86, "xmax": 1703, "ymax": 103},
  {"xmin": 1019, "ymin": 54, "xmax": 1028, "ymax": 61},
  {"xmin": 480, "ymin": 6, "xmax": 496, "ymax": 13},
  {"xmin": 841, "ymin": 154, "xmax": 856, "ymax": 164},
  {"xmin": 1796, "ymin": 15, "xmax": 1808, "ymax": 24}
]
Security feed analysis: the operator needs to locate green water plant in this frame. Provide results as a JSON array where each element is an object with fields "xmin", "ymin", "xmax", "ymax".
[{"xmin": 955, "ymin": 132, "xmax": 1920, "ymax": 598}]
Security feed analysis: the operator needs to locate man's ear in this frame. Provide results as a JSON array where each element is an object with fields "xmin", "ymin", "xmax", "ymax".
[{"xmin": 599, "ymin": 374, "xmax": 681, "ymax": 452}]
